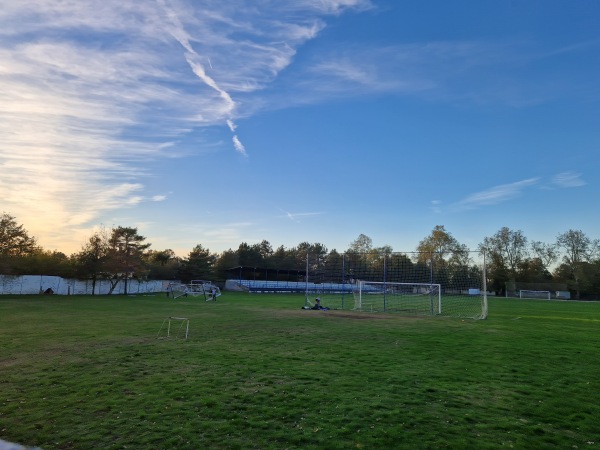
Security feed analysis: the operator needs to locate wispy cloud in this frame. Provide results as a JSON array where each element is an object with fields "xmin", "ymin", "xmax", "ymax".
[
  {"xmin": 0, "ymin": 0, "xmax": 367, "ymax": 251},
  {"xmin": 284, "ymin": 37, "xmax": 600, "ymax": 108},
  {"xmin": 452, "ymin": 178, "xmax": 540, "ymax": 211},
  {"xmin": 157, "ymin": 0, "xmax": 247, "ymax": 156},
  {"xmin": 294, "ymin": 0, "xmax": 373, "ymax": 14},
  {"xmin": 552, "ymin": 171, "xmax": 586, "ymax": 188},
  {"xmin": 438, "ymin": 172, "xmax": 586, "ymax": 213},
  {"xmin": 232, "ymin": 135, "xmax": 248, "ymax": 157},
  {"xmin": 267, "ymin": 40, "xmax": 501, "ymax": 108},
  {"xmin": 430, "ymin": 200, "xmax": 442, "ymax": 214}
]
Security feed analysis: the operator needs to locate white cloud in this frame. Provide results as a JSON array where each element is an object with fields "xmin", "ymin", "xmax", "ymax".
[
  {"xmin": 452, "ymin": 178, "xmax": 540, "ymax": 211},
  {"xmin": 277, "ymin": 41, "xmax": 505, "ymax": 106},
  {"xmin": 284, "ymin": 37, "xmax": 597, "ymax": 108},
  {"xmin": 0, "ymin": 0, "xmax": 364, "ymax": 252},
  {"xmin": 226, "ymin": 119, "xmax": 237, "ymax": 132},
  {"xmin": 430, "ymin": 200, "xmax": 442, "ymax": 214},
  {"xmin": 552, "ymin": 171, "xmax": 586, "ymax": 188},
  {"xmin": 290, "ymin": 0, "xmax": 374, "ymax": 14},
  {"xmin": 232, "ymin": 136, "xmax": 248, "ymax": 157}
]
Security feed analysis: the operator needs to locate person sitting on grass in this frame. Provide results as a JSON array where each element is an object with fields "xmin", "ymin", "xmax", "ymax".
[{"xmin": 311, "ymin": 298, "xmax": 329, "ymax": 310}]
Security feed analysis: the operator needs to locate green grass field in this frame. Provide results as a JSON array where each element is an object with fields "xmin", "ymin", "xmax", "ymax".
[{"xmin": 1, "ymin": 293, "xmax": 599, "ymax": 449}]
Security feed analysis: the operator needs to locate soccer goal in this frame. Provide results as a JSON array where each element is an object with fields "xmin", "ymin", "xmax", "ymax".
[
  {"xmin": 351, "ymin": 280, "xmax": 486, "ymax": 319},
  {"xmin": 304, "ymin": 250, "xmax": 488, "ymax": 319},
  {"xmin": 353, "ymin": 281, "xmax": 442, "ymax": 314},
  {"xmin": 169, "ymin": 280, "xmax": 221, "ymax": 301},
  {"xmin": 519, "ymin": 289, "xmax": 551, "ymax": 300},
  {"xmin": 156, "ymin": 317, "xmax": 189, "ymax": 340}
]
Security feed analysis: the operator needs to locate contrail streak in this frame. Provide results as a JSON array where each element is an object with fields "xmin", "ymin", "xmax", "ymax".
[{"xmin": 158, "ymin": 0, "xmax": 247, "ymax": 156}]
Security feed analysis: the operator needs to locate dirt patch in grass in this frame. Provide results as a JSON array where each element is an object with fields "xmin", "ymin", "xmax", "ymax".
[
  {"xmin": 322, "ymin": 311, "xmax": 431, "ymax": 323},
  {"xmin": 324, "ymin": 311, "xmax": 387, "ymax": 319},
  {"xmin": 270, "ymin": 308, "xmax": 399, "ymax": 321}
]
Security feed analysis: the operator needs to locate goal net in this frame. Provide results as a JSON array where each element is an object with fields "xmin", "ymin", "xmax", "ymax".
[
  {"xmin": 168, "ymin": 280, "xmax": 221, "ymax": 301},
  {"xmin": 304, "ymin": 250, "xmax": 488, "ymax": 319},
  {"xmin": 519, "ymin": 289, "xmax": 551, "ymax": 300},
  {"xmin": 353, "ymin": 281, "xmax": 442, "ymax": 314}
]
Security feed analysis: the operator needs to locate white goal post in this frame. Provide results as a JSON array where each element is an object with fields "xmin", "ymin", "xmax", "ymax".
[
  {"xmin": 353, "ymin": 281, "xmax": 442, "ymax": 315},
  {"xmin": 519, "ymin": 289, "xmax": 551, "ymax": 300},
  {"xmin": 350, "ymin": 280, "xmax": 486, "ymax": 319},
  {"xmin": 157, "ymin": 316, "xmax": 189, "ymax": 340}
]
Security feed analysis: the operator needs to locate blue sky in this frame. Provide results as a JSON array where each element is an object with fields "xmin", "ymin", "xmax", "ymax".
[{"xmin": 1, "ymin": 0, "xmax": 598, "ymax": 256}]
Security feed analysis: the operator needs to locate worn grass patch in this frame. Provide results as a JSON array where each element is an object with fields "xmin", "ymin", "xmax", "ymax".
[{"xmin": 0, "ymin": 293, "xmax": 599, "ymax": 449}]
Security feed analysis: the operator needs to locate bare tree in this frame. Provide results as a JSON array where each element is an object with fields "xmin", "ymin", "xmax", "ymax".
[
  {"xmin": 555, "ymin": 229, "xmax": 600, "ymax": 299},
  {"xmin": 348, "ymin": 234, "xmax": 373, "ymax": 253},
  {"xmin": 479, "ymin": 227, "xmax": 528, "ymax": 276},
  {"xmin": 530, "ymin": 240, "xmax": 558, "ymax": 270}
]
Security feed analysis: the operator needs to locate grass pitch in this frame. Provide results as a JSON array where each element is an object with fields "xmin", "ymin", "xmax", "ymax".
[{"xmin": 1, "ymin": 293, "xmax": 599, "ymax": 449}]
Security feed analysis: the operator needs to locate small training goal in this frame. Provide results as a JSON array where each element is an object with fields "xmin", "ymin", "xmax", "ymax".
[
  {"xmin": 519, "ymin": 289, "xmax": 551, "ymax": 300},
  {"xmin": 157, "ymin": 316, "xmax": 190, "ymax": 340},
  {"xmin": 168, "ymin": 280, "xmax": 221, "ymax": 301}
]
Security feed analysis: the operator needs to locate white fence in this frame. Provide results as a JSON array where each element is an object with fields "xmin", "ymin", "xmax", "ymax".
[{"xmin": 0, "ymin": 274, "xmax": 170, "ymax": 295}]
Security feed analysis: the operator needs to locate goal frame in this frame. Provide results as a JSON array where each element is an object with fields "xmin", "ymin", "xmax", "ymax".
[
  {"xmin": 519, "ymin": 289, "xmax": 551, "ymax": 300},
  {"xmin": 168, "ymin": 280, "xmax": 221, "ymax": 301},
  {"xmin": 353, "ymin": 281, "xmax": 442, "ymax": 314},
  {"xmin": 157, "ymin": 316, "xmax": 189, "ymax": 340}
]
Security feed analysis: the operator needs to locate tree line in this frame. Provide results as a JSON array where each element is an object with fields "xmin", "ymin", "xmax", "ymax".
[{"xmin": 1, "ymin": 213, "xmax": 599, "ymax": 298}]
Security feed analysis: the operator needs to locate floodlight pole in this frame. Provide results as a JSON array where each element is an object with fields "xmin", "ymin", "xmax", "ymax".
[
  {"xmin": 430, "ymin": 253, "xmax": 435, "ymax": 316},
  {"xmin": 305, "ymin": 253, "xmax": 309, "ymax": 304},
  {"xmin": 341, "ymin": 254, "xmax": 346, "ymax": 309},
  {"xmin": 383, "ymin": 255, "xmax": 387, "ymax": 312},
  {"xmin": 483, "ymin": 250, "xmax": 488, "ymax": 319}
]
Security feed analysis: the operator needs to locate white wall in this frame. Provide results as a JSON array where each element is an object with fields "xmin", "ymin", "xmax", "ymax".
[{"xmin": 0, "ymin": 275, "xmax": 170, "ymax": 295}]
